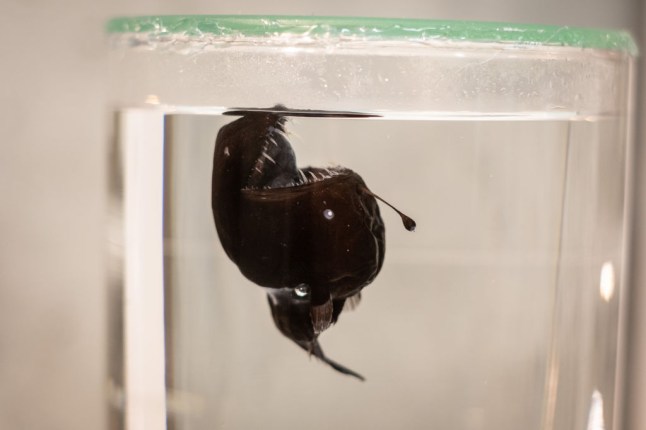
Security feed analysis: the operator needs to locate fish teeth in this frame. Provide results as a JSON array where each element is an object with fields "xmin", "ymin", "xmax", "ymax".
[
  {"xmin": 261, "ymin": 152, "xmax": 276, "ymax": 164},
  {"xmin": 298, "ymin": 170, "xmax": 307, "ymax": 184}
]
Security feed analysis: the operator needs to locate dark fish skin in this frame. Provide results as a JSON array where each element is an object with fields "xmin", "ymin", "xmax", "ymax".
[{"xmin": 211, "ymin": 105, "xmax": 414, "ymax": 380}]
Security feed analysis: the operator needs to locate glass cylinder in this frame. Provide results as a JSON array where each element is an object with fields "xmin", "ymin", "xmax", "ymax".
[{"xmin": 106, "ymin": 16, "xmax": 637, "ymax": 430}]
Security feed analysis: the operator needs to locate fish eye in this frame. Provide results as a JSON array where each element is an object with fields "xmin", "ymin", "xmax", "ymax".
[
  {"xmin": 323, "ymin": 208, "xmax": 334, "ymax": 220},
  {"xmin": 294, "ymin": 284, "xmax": 310, "ymax": 298}
]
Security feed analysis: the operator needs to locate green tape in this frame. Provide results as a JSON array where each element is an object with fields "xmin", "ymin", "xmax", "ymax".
[{"xmin": 106, "ymin": 15, "xmax": 638, "ymax": 55}]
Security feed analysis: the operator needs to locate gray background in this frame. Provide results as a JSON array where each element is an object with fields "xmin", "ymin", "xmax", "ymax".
[{"xmin": 0, "ymin": 1, "xmax": 643, "ymax": 430}]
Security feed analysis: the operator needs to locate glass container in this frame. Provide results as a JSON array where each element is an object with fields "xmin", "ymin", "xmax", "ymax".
[{"xmin": 106, "ymin": 16, "xmax": 637, "ymax": 430}]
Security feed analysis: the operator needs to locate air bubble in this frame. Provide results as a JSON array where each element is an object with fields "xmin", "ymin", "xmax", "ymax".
[{"xmin": 294, "ymin": 285, "xmax": 310, "ymax": 297}]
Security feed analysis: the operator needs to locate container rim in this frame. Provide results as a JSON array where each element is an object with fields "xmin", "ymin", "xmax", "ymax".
[{"xmin": 106, "ymin": 15, "xmax": 638, "ymax": 55}]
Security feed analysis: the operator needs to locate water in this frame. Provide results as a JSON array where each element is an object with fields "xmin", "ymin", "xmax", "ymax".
[{"xmin": 108, "ymin": 108, "xmax": 626, "ymax": 430}]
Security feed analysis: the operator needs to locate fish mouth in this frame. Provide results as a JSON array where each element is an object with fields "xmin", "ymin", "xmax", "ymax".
[{"xmin": 242, "ymin": 166, "xmax": 351, "ymax": 190}]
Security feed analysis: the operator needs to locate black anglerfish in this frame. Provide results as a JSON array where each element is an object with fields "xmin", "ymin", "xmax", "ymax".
[{"xmin": 211, "ymin": 105, "xmax": 415, "ymax": 380}]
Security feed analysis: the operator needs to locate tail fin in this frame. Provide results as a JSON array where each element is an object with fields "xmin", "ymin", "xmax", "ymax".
[
  {"xmin": 224, "ymin": 105, "xmax": 379, "ymax": 119},
  {"xmin": 304, "ymin": 339, "xmax": 365, "ymax": 381}
]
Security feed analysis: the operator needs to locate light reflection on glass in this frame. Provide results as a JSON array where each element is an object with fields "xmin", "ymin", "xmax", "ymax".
[
  {"xmin": 586, "ymin": 389, "xmax": 605, "ymax": 430},
  {"xmin": 599, "ymin": 262, "xmax": 615, "ymax": 302},
  {"xmin": 145, "ymin": 94, "xmax": 160, "ymax": 105}
]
